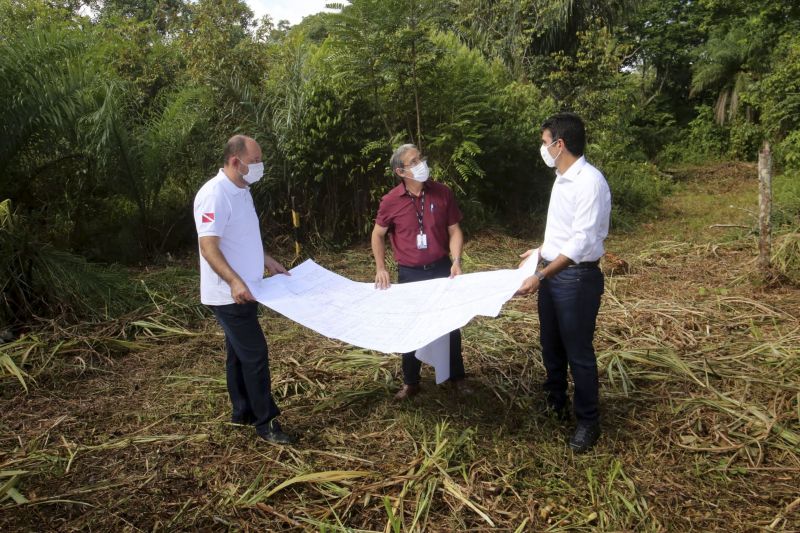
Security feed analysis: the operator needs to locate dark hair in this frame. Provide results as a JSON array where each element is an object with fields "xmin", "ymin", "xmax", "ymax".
[
  {"xmin": 541, "ymin": 112, "xmax": 586, "ymax": 156},
  {"xmin": 223, "ymin": 135, "xmax": 249, "ymax": 166}
]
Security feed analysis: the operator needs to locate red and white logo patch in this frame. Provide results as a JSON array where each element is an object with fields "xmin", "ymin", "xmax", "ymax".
[{"xmin": 201, "ymin": 212, "xmax": 215, "ymax": 223}]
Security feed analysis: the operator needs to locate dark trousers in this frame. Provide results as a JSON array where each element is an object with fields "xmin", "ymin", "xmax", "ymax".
[
  {"xmin": 537, "ymin": 264, "xmax": 604, "ymax": 423},
  {"xmin": 210, "ymin": 302, "xmax": 280, "ymax": 433},
  {"xmin": 397, "ymin": 258, "xmax": 465, "ymax": 385}
]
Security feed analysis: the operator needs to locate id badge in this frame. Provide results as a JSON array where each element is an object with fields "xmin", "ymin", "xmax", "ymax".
[{"xmin": 416, "ymin": 232, "xmax": 428, "ymax": 250}]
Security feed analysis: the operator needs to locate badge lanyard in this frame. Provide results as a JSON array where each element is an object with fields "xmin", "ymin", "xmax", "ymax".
[{"xmin": 408, "ymin": 189, "xmax": 428, "ymax": 249}]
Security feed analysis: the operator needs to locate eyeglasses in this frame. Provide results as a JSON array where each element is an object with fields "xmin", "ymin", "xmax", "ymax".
[{"xmin": 402, "ymin": 157, "xmax": 427, "ymax": 169}]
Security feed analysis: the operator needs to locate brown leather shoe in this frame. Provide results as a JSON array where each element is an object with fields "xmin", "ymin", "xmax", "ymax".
[
  {"xmin": 394, "ymin": 383, "xmax": 420, "ymax": 400},
  {"xmin": 452, "ymin": 379, "xmax": 474, "ymax": 396}
]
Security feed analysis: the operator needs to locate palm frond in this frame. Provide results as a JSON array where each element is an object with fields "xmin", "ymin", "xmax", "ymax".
[{"xmin": 0, "ymin": 24, "xmax": 98, "ymax": 168}]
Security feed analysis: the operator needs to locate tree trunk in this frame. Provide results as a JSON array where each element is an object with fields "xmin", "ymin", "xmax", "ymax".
[{"xmin": 758, "ymin": 141, "xmax": 772, "ymax": 271}]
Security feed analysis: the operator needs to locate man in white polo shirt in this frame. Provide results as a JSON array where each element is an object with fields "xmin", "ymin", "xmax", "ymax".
[
  {"xmin": 194, "ymin": 134, "xmax": 295, "ymax": 444},
  {"xmin": 517, "ymin": 113, "xmax": 611, "ymax": 453}
]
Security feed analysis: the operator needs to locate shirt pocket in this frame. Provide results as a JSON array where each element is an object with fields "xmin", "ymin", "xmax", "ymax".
[{"xmin": 428, "ymin": 199, "xmax": 447, "ymax": 228}]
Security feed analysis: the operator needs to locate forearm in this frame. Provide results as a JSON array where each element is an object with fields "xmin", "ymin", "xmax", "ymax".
[
  {"xmin": 539, "ymin": 254, "xmax": 573, "ymax": 279},
  {"xmin": 371, "ymin": 231, "xmax": 387, "ymax": 270},
  {"xmin": 448, "ymin": 225, "xmax": 463, "ymax": 264}
]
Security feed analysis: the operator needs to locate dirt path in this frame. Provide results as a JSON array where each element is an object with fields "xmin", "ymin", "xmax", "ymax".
[{"xmin": 2, "ymin": 162, "xmax": 798, "ymax": 531}]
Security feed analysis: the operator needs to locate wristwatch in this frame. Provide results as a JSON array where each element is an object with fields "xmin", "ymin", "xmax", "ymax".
[{"xmin": 534, "ymin": 270, "xmax": 546, "ymax": 281}]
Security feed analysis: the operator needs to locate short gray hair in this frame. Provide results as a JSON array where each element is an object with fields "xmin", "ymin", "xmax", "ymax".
[{"xmin": 390, "ymin": 143, "xmax": 418, "ymax": 172}]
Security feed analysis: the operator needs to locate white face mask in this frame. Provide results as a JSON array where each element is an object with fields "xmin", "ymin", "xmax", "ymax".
[
  {"xmin": 540, "ymin": 140, "xmax": 561, "ymax": 168},
  {"xmin": 241, "ymin": 161, "xmax": 264, "ymax": 184},
  {"xmin": 409, "ymin": 160, "xmax": 429, "ymax": 182}
]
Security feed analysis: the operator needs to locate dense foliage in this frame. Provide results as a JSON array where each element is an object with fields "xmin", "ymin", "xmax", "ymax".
[{"xmin": 1, "ymin": 0, "xmax": 798, "ymax": 263}]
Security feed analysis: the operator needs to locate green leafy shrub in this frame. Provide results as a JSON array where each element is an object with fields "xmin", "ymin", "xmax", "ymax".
[
  {"xmin": 660, "ymin": 105, "xmax": 728, "ymax": 164},
  {"xmin": 0, "ymin": 200, "xmax": 141, "ymax": 327},
  {"xmin": 728, "ymin": 119, "xmax": 762, "ymax": 161},
  {"xmin": 773, "ymin": 170, "xmax": 800, "ymax": 227},
  {"xmin": 603, "ymin": 161, "xmax": 672, "ymax": 230},
  {"xmin": 776, "ymin": 130, "xmax": 800, "ymax": 172}
]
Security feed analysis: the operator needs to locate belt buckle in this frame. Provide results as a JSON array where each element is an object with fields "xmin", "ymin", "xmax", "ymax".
[{"xmin": 423, "ymin": 262, "xmax": 434, "ymax": 271}]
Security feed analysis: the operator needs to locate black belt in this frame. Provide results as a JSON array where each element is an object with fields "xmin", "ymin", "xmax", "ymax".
[
  {"xmin": 540, "ymin": 258, "xmax": 600, "ymax": 268},
  {"xmin": 399, "ymin": 256, "xmax": 451, "ymax": 271}
]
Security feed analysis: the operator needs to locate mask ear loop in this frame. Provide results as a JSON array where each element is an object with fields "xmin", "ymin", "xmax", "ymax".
[
  {"xmin": 551, "ymin": 138, "xmax": 563, "ymax": 161},
  {"xmin": 236, "ymin": 157, "xmax": 249, "ymax": 179}
]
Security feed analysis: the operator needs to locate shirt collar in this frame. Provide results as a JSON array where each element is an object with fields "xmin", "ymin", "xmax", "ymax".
[
  {"xmin": 555, "ymin": 156, "xmax": 587, "ymax": 182},
  {"xmin": 217, "ymin": 169, "xmax": 248, "ymax": 195},
  {"xmin": 403, "ymin": 181, "xmax": 428, "ymax": 198},
  {"xmin": 389, "ymin": 180, "xmax": 428, "ymax": 198}
]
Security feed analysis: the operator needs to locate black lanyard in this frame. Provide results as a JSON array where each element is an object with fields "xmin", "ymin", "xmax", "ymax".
[{"xmin": 407, "ymin": 188, "xmax": 425, "ymax": 234}]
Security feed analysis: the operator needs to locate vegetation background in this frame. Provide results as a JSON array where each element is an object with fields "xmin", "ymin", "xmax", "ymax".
[
  {"xmin": 1, "ymin": 0, "xmax": 799, "ymax": 531},
  {"xmin": 2, "ymin": 0, "xmax": 798, "ymax": 266}
]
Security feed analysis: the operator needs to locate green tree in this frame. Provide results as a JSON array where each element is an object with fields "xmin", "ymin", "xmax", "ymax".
[
  {"xmin": 180, "ymin": 0, "xmax": 260, "ymax": 82},
  {"xmin": 749, "ymin": 33, "xmax": 800, "ymax": 170},
  {"xmin": 81, "ymin": 82, "xmax": 210, "ymax": 253},
  {"xmin": 325, "ymin": 0, "xmax": 404, "ymax": 140},
  {"xmin": 690, "ymin": 1, "xmax": 800, "ymax": 125},
  {"xmin": 98, "ymin": 0, "xmax": 191, "ymax": 34}
]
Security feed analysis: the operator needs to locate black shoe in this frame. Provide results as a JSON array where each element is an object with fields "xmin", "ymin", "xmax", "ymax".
[
  {"xmin": 257, "ymin": 420, "xmax": 297, "ymax": 445},
  {"xmin": 569, "ymin": 421, "xmax": 600, "ymax": 453}
]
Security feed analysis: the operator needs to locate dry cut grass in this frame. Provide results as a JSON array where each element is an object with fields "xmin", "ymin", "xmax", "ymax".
[{"xmin": 1, "ymin": 162, "xmax": 798, "ymax": 531}]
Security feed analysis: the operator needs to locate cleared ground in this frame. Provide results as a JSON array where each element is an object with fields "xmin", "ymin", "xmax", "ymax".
[{"xmin": 1, "ymin": 162, "xmax": 798, "ymax": 531}]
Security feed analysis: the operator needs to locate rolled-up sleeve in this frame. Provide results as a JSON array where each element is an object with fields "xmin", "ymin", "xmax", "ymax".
[{"xmin": 375, "ymin": 197, "xmax": 393, "ymax": 229}]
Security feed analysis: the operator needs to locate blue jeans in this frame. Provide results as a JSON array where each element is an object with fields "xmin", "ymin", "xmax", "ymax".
[
  {"xmin": 538, "ymin": 264, "xmax": 604, "ymax": 423},
  {"xmin": 397, "ymin": 258, "xmax": 466, "ymax": 385},
  {"xmin": 210, "ymin": 302, "xmax": 280, "ymax": 433}
]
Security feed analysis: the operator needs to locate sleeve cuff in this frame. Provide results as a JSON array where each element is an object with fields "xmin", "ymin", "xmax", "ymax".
[{"xmin": 559, "ymin": 244, "xmax": 582, "ymax": 263}]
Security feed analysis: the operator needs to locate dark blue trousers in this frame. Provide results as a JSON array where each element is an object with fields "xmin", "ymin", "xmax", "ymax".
[
  {"xmin": 210, "ymin": 302, "xmax": 280, "ymax": 433},
  {"xmin": 397, "ymin": 259, "xmax": 466, "ymax": 385},
  {"xmin": 537, "ymin": 264, "xmax": 604, "ymax": 423}
]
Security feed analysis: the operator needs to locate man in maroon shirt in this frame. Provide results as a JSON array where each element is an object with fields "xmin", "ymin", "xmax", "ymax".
[{"xmin": 371, "ymin": 144, "xmax": 472, "ymax": 400}]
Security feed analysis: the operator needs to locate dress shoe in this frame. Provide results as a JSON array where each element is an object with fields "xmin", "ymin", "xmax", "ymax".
[
  {"xmin": 451, "ymin": 379, "xmax": 474, "ymax": 396},
  {"xmin": 569, "ymin": 421, "xmax": 600, "ymax": 453},
  {"xmin": 394, "ymin": 383, "xmax": 420, "ymax": 401},
  {"xmin": 257, "ymin": 420, "xmax": 296, "ymax": 445}
]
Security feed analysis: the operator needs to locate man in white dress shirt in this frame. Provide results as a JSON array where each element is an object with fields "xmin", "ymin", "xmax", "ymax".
[{"xmin": 517, "ymin": 113, "xmax": 611, "ymax": 453}]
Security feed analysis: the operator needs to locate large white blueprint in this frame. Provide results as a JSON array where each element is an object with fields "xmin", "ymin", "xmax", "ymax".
[
  {"xmin": 414, "ymin": 333, "xmax": 452, "ymax": 384},
  {"xmin": 250, "ymin": 254, "xmax": 538, "ymax": 357}
]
